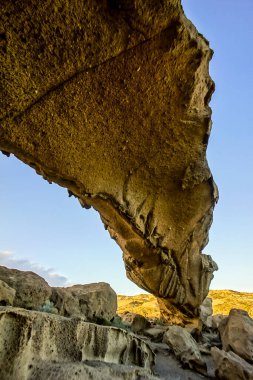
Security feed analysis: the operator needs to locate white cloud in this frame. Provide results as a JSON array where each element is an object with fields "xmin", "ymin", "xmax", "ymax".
[{"xmin": 0, "ymin": 251, "xmax": 69, "ymax": 287}]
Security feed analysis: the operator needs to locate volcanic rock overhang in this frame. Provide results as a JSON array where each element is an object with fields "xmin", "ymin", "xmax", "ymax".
[{"xmin": 0, "ymin": 0, "xmax": 218, "ymax": 320}]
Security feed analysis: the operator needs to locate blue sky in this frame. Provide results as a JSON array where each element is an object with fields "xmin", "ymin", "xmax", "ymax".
[{"xmin": 1, "ymin": 1, "xmax": 253, "ymax": 294}]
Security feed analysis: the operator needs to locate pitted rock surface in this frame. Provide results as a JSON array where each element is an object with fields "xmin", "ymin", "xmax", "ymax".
[
  {"xmin": 0, "ymin": 0, "xmax": 218, "ymax": 321},
  {"xmin": 51, "ymin": 282, "xmax": 117, "ymax": 321},
  {"xmin": 0, "ymin": 266, "xmax": 51, "ymax": 310},
  {"xmin": 0, "ymin": 306, "xmax": 155, "ymax": 380}
]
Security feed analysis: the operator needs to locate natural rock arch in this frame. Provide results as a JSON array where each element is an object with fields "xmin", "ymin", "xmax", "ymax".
[{"xmin": 0, "ymin": 0, "xmax": 218, "ymax": 322}]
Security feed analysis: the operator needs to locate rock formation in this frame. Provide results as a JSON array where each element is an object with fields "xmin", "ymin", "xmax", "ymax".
[
  {"xmin": 0, "ymin": 307, "xmax": 155, "ymax": 380},
  {"xmin": 218, "ymin": 309, "xmax": 253, "ymax": 364},
  {"xmin": 163, "ymin": 325, "xmax": 207, "ymax": 375},
  {"xmin": 0, "ymin": 266, "xmax": 51, "ymax": 310},
  {"xmin": 211, "ymin": 309, "xmax": 253, "ymax": 379},
  {"xmin": 0, "ymin": 0, "xmax": 218, "ymax": 321},
  {"xmin": 0, "ymin": 266, "xmax": 117, "ymax": 322},
  {"xmin": 51, "ymin": 282, "xmax": 117, "ymax": 321},
  {"xmin": 211, "ymin": 348, "xmax": 253, "ymax": 380},
  {"xmin": 2, "ymin": 267, "xmax": 253, "ymax": 379}
]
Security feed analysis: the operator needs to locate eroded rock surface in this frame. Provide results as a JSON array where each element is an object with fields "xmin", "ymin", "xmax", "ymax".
[
  {"xmin": 211, "ymin": 347, "xmax": 253, "ymax": 380},
  {"xmin": 219, "ymin": 308, "xmax": 253, "ymax": 364},
  {"xmin": 0, "ymin": 306, "xmax": 155, "ymax": 380},
  {"xmin": 199, "ymin": 296, "xmax": 213, "ymax": 328},
  {"xmin": 163, "ymin": 325, "xmax": 207, "ymax": 375},
  {"xmin": 27, "ymin": 361, "xmax": 158, "ymax": 380},
  {"xmin": 0, "ymin": 0, "xmax": 217, "ymax": 320},
  {"xmin": 0, "ymin": 266, "xmax": 51, "ymax": 310},
  {"xmin": 0, "ymin": 266, "xmax": 117, "ymax": 322},
  {"xmin": 51, "ymin": 282, "xmax": 117, "ymax": 321}
]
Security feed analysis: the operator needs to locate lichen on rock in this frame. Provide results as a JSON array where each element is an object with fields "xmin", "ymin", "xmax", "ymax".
[{"xmin": 0, "ymin": 0, "xmax": 218, "ymax": 322}]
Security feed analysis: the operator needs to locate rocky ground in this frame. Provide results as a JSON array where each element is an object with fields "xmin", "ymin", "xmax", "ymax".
[{"xmin": 1, "ymin": 266, "xmax": 253, "ymax": 379}]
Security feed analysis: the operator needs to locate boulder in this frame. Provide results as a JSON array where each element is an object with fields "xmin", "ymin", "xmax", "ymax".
[
  {"xmin": 199, "ymin": 296, "xmax": 213, "ymax": 328},
  {"xmin": 121, "ymin": 312, "xmax": 151, "ymax": 334},
  {"xmin": 0, "ymin": 279, "xmax": 16, "ymax": 306},
  {"xmin": 0, "ymin": 0, "xmax": 217, "ymax": 322},
  {"xmin": 131, "ymin": 314, "xmax": 151, "ymax": 334},
  {"xmin": 143, "ymin": 327, "xmax": 167, "ymax": 342},
  {"xmin": 212, "ymin": 314, "xmax": 227, "ymax": 329},
  {"xmin": 163, "ymin": 325, "xmax": 207, "ymax": 375},
  {"xmin": 211, "ymin": 347, "xmax": 253, "ymax": 380},
  {"xmin": 219, "ymin": 308, "xmax": 253, "ymax": 364},
  {"xmin": 51, "ymin": 282, "xmax": 117, "ymax": 321},
  {"xmin": 0, "ymin": 306, "xmax": 155, "ymax": 380},
  {"xmin": 0, "ymin": 266, "xmax": 51, "ymax": 310}
]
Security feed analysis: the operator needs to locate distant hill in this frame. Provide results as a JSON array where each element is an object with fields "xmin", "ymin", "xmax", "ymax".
[
  {"xmin": 209, "ymin": 290, "xmax": 253, "ymax": 317},
  {"xmin": 117, "ymin": 294, "xmax": 160, "ymax": 318},
  {"xmin": 117, "ymin": 290, "xmax": 253, "ymax": 318}
]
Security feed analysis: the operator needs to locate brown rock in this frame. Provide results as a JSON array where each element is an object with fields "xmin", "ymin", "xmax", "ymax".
[
  {"xmin": 121, "ymin": 312, "xmax": 151, "ymax": 333},
  {"xmin": 212, "ymin": 314, "xmax": 227, "ymax": 329},
  {"xmin": 199, "ymin": 296, "xmax": 213, "ymax": 327},
  {"xmin": 211, "ymin": 347, "xmax": 253, "ymax": 380},
  {"xmin": 0, "ymin": 279, "xmax": 16, "ymax": 306},
  {"xmin": 163, "ymin": 325, "xmax": 207, "ymax": 375},
  {"xmin": 144, "ymin": 326, "xmax": 167, "ymax": 342},
  {"xmin": 0, "ymin": 306, "xmax": 155, "ymax": 380},
  {"xmin": 0, "ymin": 266, "xmax": 51, "ymax": 310},
  {"xmin": 0, "ymin": 0, "xmax": 217, "ymax": 321},
  {"xmin": 131, "ymin": 314, "xmax": 151, "ymax": 334},
  {"xmin": 219, "ymin": 308, "xmax": 253, "ymax": 364},
  {"xmin": 51, "ymin": 282, "xmax": 117, "ymax": 321}
]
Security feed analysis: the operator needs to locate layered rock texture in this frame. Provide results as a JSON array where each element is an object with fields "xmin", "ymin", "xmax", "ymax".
[
  {"xmin": 0, "ymin": 0, "xmax": 217, "ymax": 320},
  {"xmin": 0, "ymin": 307, "xmax": 155, "ymax": 380}
]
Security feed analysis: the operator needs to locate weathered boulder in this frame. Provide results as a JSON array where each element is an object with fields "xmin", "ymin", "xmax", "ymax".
[
  {"xmin": 51, "ymin": 282, "xmax": 117, "ymax": 321},
  {"xmin": 163, "ymin": 325, "xmax": 207, "ymax": 375},
  {"xmin": 0, "ymin": 306, "xmax": 155, "ymax": 380},
  {"xmin": 212, "ymin": 314, "xmax": 227, "ymax": 329},
  {"xmin": 0, "ymin": 0, "xmax": 217, "ymax": 321},
  {"xmin": 0, "ymin": 279, "xmax": 16, "ymax": 306},
  {"xmin": 144, "ymin": 326, "xmax": 167, "ymax": 343},
  {"xmin": 211, "ymin": 347, "xmax": 253, "ymax": 380},
  {"xmin": 131, "ymin": 314, "xmax": 151, "ymax": 334},
  {"xmin": 121, "ymin": 312, "xmax": 151, "ymax": 334},
  {"xmin": 199, "ymin": 296, "xmax": 213, "ymax": 328},
  {"xmin": 0, "ymin": 266, "xmax": 51, "ymax": 310},
  {"xmin": 219, "ymin": 308, "xmax": 253, "ymax": 364}
]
